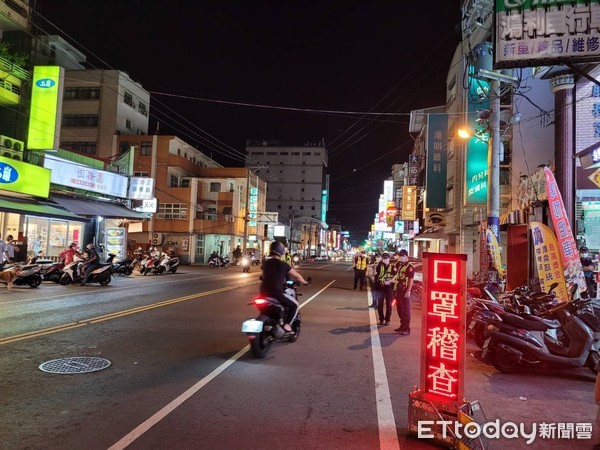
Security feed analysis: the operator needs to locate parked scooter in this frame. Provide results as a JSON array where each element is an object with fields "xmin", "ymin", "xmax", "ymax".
[
  {"xmin": 242, "ymin": 278, "xmax": 311, "ymax": 358},
  {"xmin": 482, "ymin": 285, "xmax": 600, "ymax": 373},
  {"xmin": 139, "ymin": 253, "xmax": 160, "ymax": 275},
  {"xmin": 60, "ymin": 254, "xmax": 114, "ymax": 286},
  {"xmin": 208, "ymin": 256, "xmax": 230, "ymax": 269},
  {"xmin": 113, "ymin": 257, "xmax": 134, "ymax": 276},
  {"xmin": 150, "ymin": 253, "xmax": 180, "ymax": 274},
  {"xmin": 240, "ymin": 255, "xmax": 251, "ymax": 273},
  {"xmin": 2, "ymin": 263, "xmax": 43, "ymax": 288},
  {"xmin": 41, "ymin": 260, "xmax": 65, "ymax": 283}
]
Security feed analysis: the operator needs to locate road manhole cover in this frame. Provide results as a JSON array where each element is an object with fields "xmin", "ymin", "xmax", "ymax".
[{"xmin": 39, "ymin": 357, "xmax": 111, "ymax": 374}]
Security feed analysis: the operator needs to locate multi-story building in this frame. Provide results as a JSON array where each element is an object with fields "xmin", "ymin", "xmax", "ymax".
[
  {"xmin": 122, "ymin": 135, "xmax": 267, "ymax": 263},
  {"xmin": 61, "ymin": 69, "xmax": 150, "ymax": 159},
  {"xmin": 245, "ymin": 140, "xmax": 327, "ymax": 220}
]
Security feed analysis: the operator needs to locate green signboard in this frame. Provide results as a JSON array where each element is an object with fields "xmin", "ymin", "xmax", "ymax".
[
  {"xmin": 0, "ymin": 156, "xmax": 51, "ymax": 198},
  {"xmin": 465, "ymin": 72, "xmax": 490, "ymax": 206},
  {"xmin": 426, "ymin": 114, "xmax": 448, "ymax": 209},
  {"xmin": 28, "ymin": 66, "xmax": 63, "ymax": 150}
]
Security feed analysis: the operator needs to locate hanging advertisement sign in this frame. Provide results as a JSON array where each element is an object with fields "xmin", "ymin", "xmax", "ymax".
[
  {"xmin": 248, "ymin": 186, "xmax": 259, "ymax": 235},
  {"xmin": 544, "ymin": 167, "xmax": 587, "ymax": 292},
  {"xmin": 0, "ymin": 156, "xmax": 51, "ymax": 198},
  {"xmin": 420, "ymin": 252, "xmax": 467, "ymax": 407},
  {"xmin": 465, "ymin": 73, "xmax": 490, "ymax": 206},
  {"xmin": 530, "ymin": 222, "xmax": 569, "ymax": 303},
  {"xmin": 408, "ymin": 153, "xmax": 419, "ymax": 185},
  {"xmin": 28, "ymin": 66, "xmax": 64, "ymax": 150},
  {"xmin": 394, "ymin": 220, "xmax": 405, "ymax": 234},
  {"xmin": 495, "ymin": 0, "xmax": 600, "ymax": 69},
  {"xmin": 426, "ymin": 114, "xmax": 448, "ymax": 209},
  {"xmin": 402, "ymin": 185, "xmax": 417, "ymax": 221},
  {"xmin": 44, "ymin": 155, "xmax": 128, "ymax": 198},
  {"xmin": 128, "ymin": 177, "xmax": 154, "ymax": 200},
  {"xmin": 132, "ymin": 198, "xmax": 157, "ymax": 213},
  {"xmin": 479, "ymin": 218, "xmax": 489, "ymax": 280},
  {"xmin": 383, "ymin": 180, "xmax": 394, "ymax": 202}
]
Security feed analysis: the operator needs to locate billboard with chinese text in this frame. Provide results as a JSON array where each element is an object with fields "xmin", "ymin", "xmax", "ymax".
[
  {"xmin": 426, "ymin": 114, "xmax": 447, "ymax": 209},
  {"xmin": 420, "ymin": 252, "xmax": 466, "ymax": 406}
]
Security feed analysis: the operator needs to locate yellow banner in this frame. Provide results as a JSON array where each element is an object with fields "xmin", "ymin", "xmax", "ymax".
[
  {"xmin": 485, "ymin": 229, "xmax": 504, "ymax": 278},
  {"xmin": 530, "ymin": 222, "xmax": 569, "ymax": 302}
]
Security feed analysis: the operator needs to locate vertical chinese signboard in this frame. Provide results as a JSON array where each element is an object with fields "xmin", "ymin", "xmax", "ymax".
[
  {"xmin": 408, "ymin": 154, "xmax": 419, "ymax": 185},
  {"xmin": 465, "ymin": 71, "xmax": 489, "ymax": 206},
  {"xmin": 402, "ymin": 185, "xmax": 417, "ymax": 221},
  {"xmin": 426, "ymin": 114, "xmax": 447, "ymax": 209},
  {"xmin": 248, "ymin": 187, "xmax": 258, "ymax": 236},
  {"xmin": 421, "ymin": 252, "xmax": 466, "ymax": 406}
]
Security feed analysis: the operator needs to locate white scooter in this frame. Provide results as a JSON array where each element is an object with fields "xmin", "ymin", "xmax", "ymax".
[{"xmin": 60, "ymin": 255, "xmax": 113, "ymax": 286}]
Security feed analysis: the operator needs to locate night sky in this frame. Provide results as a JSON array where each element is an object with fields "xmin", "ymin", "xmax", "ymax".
[{"xmin": 37, "ymin": 1, "xmax": 462, "ymax": 242}]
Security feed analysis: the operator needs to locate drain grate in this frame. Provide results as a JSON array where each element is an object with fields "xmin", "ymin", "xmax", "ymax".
[{"xmin": 39, "ymin": 357, "xmax": 111, "ymax": 374}]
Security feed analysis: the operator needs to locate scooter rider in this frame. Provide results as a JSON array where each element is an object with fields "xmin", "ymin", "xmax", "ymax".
[
  {"xmin": 260, "ymin": 241, "xmax": 308, "ymax": 333},
  {"xmin": 80, "ymin": 243, "xmax": 100, "ymax": 286}
]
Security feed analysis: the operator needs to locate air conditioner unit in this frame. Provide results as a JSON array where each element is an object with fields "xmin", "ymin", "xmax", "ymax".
[
  {"xmin": 0, "ymin": 149, "xmax": 22, "ymax": 161},
  {"xmin": 151, "ymin": 232, "xmax": 163, "ymax": 246},
  {"xmin": 0, "ymin": 135, "xmax": 25, "ymax": 153}
]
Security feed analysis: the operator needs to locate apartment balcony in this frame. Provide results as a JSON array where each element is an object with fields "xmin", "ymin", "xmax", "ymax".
[
  {"xmin": 0, "ymin": 79, "xmax": 19, "ymax": 105},
  {"xmin": 0, "ymin": 55, "xmax": 29, "ymax": 82},
  {"xmin": 193, "ymin": 213, "xmax": 239, "ymax": 236},
  {"xmin": 0, "ymin": 0, "xmax": 29, "ymax": 31}
]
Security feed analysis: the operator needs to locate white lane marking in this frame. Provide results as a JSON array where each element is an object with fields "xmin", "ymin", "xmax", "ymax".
[
  {"xmin": 108, "ymin": 280, "xmax": 336, "ymax": 450},
  {"xmin": 367, "ymin": 285, "xmax": 401, "ymax": 450}
]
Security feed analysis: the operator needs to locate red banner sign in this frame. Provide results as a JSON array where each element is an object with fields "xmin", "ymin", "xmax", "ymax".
[
  {"xmin": 421, "ymin": 252, "xmax": 467, "ymax": 406},
  {"xmin": 544, "ymin": 167, "xmax": 587, "ymax": 292}
]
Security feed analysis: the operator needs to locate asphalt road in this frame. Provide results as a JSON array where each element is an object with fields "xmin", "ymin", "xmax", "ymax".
[{"xmin": 0, "ymin": 262, "xmax": 598, "ymax": 449}]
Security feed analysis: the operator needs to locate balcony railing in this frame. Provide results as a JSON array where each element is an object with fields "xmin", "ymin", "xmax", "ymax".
[{"xmin": 0, "ymin": 55, "xmax": 29, "ymax": 81}]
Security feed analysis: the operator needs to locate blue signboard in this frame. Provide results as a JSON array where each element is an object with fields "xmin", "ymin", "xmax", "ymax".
[{"xmin": 426, "ymin": 114, "xmax": 448, "ymax": 209}]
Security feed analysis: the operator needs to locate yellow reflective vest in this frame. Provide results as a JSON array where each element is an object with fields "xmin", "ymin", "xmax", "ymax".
[{"xmin": 354, "ymin": 255, "xmax": 367, "ymax": 270}]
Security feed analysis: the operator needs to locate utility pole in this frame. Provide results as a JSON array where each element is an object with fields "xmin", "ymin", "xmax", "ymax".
[
  {"xmin": 488, "ymin": 78, "xmax": 501, "ymax": 241},
  {"xmin": 242, "ymin": 168, "xmax": 250, "ymax": 253}
]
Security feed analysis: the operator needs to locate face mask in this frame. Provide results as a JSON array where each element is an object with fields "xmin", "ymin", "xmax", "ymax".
[
  {"xmin": 581, "ymin": 253, "xmax": 589, "ymax": 258},
  {"xmin": 382, "ymin": 258, "xmax": 390, "ymax": 264},
  {"xmin": 400, "ymin": 256, "xmax": 408, "ymax": 263}
]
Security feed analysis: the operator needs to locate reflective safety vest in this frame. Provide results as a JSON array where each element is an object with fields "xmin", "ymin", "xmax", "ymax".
[
  {"xmin": 377, "ymin": 262, "xmax": 395, "ymax": 285},
  {"xmin": 354, "ymin": 256, "xmax": 367, "ymax": 270},
  {"xmin": 395, "ymin": 262, "xmax": 414, "ymax": 290}
]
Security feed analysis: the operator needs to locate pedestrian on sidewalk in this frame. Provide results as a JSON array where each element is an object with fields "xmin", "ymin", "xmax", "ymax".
[
  {"xmin": 394, "ymin": 249, "xmax": 414, "ymax": 335},
  {"xmin": 376, "ymin": 252, "xmax": 395, "ymax": 326},
  {"xmin": 353, "ymin": 249, "xmax": 367, "ymax": 291}
]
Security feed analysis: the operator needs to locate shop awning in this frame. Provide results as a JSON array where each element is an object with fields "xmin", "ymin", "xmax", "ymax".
[
  {"xmin": 0, "ymin": 196, "xmax": 91, "ymax": 222},
  {"xmin": 51, "ymin": 195, "xmax": 149, "ymax": 220}
]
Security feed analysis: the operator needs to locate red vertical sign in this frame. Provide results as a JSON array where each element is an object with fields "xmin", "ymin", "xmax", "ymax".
[{"xmin": 420, "ymin": 252, "xmax": 467, "ymax": 406}]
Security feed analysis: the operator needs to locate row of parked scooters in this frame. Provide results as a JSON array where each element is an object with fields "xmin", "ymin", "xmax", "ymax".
[
  {"xmin": 467, "ymin": 282, "xmax": 600, "ymax": 374},
  {"xmin": 6, "ymin": 251, "xmax": 181, "ymax": 288}
]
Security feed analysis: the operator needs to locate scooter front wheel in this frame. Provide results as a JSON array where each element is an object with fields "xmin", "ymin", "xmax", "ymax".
[
  {"xmin": 28, "ymin": 275, "xmax": 42, "ymax": 288},
  {"xmin": 59, "ymin": 274, "xmax": 71, "ymax": 285}
]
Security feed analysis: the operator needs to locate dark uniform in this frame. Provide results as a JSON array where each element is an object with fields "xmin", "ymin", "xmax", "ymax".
[{"xmin": 394, "ymin": 255, "xmax": 415, "ymax": 335}]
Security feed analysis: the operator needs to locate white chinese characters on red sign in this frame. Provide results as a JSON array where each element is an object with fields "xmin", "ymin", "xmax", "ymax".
[{"xmin": 423, "ymin": 255, "xmax": 465, "ymax": 403}]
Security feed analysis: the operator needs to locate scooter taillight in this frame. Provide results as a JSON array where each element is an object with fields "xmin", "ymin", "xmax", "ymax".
[{"xmin": 254, "ymin": 298, "xmax": 267, "ymax": 305}]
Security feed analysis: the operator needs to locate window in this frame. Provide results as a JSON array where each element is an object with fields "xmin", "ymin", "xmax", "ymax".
[
  {"xmin": 300, "ymin": 206, "xmax": 304, "ymax": 210},
  {"xmin": 280, "ymin": 152, "xmax": 288, "ymax": 155},
  {"xmin": 301, "ymin": 188, "xmax": 305, "ymax": 192},
  {"xmin": 302, "ymin": 162, "xmax": 306, "ymax": 165},
  {"xmin": 119, "ymin": 141, "xmax": 130, "ymax": 154},
  {"xmin": 252, "ymin": 151, "xmax": 264, "ymax": 155},
  {"xmin": 278, "ymin": 205, "xmax": 281, "ymax": 209},
  {"xmin": 125, "ymin": 119, "xmax": 132, "ymax": 130},
  {"xmin": 140, "ymin": 142, "xmax": 152, "ymax": 156},
  {"xmin": 124, "ymin": 91, "xmax": 134, "ymax": 107},
  {"xmin": 210, "ymin": 182, "xmax": 221, "ymax": 192},
  {"xmin": 180, "ymin": 178, "xmax": 190, "ymax": 188},
  {"xmin": 138, "ymin": 101, "xmax": 148, "ymax": 116},
  {"xmin": 62, "ymin": 114, "xmax": 99, "ymax": 127},
  {"xmin": 267, "ymin": 152, "xmax": 277, "ymax": 155},
  {"xmin": 64, "ymin": 87, "xmax": 100, "ymax": 100},
  {"xmin": 170, "ymin": 175, "xmax": 179, "ymax": 187},
  {"xmin": 134, "ymin": 171, "xmax": 149, "ymax": 177},
  {"xmin": 158, "ymin": 203, "xmax": 187, "ymax": 219},
  {"xmin": 303, "ymin": 152, "xmax": 311, "ymax": 155},
  {"xmin": 292, "ymin": 152, "xmax": 300, "ymax": 155},
  {"xmin": 289, "ymin": 205, "xmax": 292, "ymax": 209},
  {"xmin": 311, "ymin": 206, "xmax": 316, "ymax": 210},
  {"xmin": 60, "ymin": 141, "xmax": 97, "ymax": 155}
]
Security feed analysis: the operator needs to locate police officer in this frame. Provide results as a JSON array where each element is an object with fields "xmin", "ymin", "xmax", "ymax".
[
  {"xmin": 394, "ymin": 249, "xmax": 414, "ymax": 335},
  {"xmin": 376, "ymin": 252, "xmax": 395, "ymax": 325},
  {"xmin": 353, "ymin": 250, "xmax": 367, "ymax": 290}
]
